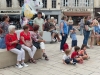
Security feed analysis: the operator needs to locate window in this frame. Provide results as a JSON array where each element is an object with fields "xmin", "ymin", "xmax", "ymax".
[
  {"xmin": 6, "ymin": 0, "xmax": 12, "ymax": 7},
  {"xmin": 75, "ymin": 0, "xmax": 79, "ymax": 6},
  {"xmin": 63, "ymin": 0, "xmax": 68, "ymax": 6},
  {"xmin": 52, "ymin": 0, "xmax": 56, "ymax": 8},
  {"xmin": 18, "ymin": 0, "xmax": 24, "ymax": 7},
  {"xmin": 42, "ymin": 0, "xmax": 47, "ymax": 8},
  {"xmin": 86, "ymin": 0, "xmax": 90, "ymax": 6}
]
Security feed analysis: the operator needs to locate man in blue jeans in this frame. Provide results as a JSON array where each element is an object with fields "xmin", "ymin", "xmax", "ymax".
[{"xmin": 83, "ymin": 16, "xmax": 91, "ymax": 49}]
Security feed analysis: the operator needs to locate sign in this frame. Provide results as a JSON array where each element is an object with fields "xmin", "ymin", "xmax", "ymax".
[
  {"xmin": 0, "ymin": 11, "xmax": 20, "ymax": 13},
  {"xmin": 66, "ymin": 8, "xmax": 88, "ymax": 12},
  {"xmin": 62, "ymin": 7, "xmax": 93, "ymax": 12}
]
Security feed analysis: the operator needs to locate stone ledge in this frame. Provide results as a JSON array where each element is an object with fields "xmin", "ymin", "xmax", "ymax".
[{"xmin": 0, "ymin": 49, "xmax": 42, "ymax": 69}]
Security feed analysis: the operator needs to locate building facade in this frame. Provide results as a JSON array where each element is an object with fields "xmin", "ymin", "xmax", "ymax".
[
  {"xmin": 0, "ymin": 0, "xmax": 24, "ymax": 21},
  {"xmin": 60, "ymin": 0, "xmax": 94, "ymax": 25},
  {"xmin": 40, "ymin": 0, "xmax": 61, "ymax": 25},
  {"xmin": 94, "ymin": 0, "xmax": 100, "ymax": 17},
  {"xmin": 0, "ymin": 0, "xmax": 62, "ymax": 24}
]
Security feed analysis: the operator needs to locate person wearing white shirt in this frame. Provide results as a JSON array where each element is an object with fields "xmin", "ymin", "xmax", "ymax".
[{"xmin": 62, "ymin": 50, "xmax": 76, "ymax": 65}]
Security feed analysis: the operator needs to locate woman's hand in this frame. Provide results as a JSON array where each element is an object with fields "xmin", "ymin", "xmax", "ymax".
[
  {"xmin": 42, "ymin": 40, "xmax": 45, "ymax": 43},
  {"xmin": 11, "ymin": 40, "xmax": 18, "ymax": 44}
]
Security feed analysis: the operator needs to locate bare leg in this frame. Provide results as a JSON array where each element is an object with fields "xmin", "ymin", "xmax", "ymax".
[
  {"xmin": 90, "ymin": 37, "xmax": 94, "ymax": 48},
  {"xmin": 56, "ymin": 34, "xmax": 61, "ymax": 41}
]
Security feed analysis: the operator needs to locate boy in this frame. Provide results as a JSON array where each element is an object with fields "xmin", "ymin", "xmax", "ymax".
[
  {"xmin": 62, "ymin": 43, "xmax": 76, "ymax": 65},
  {"xmin": 71, "ymin": 46, "xmax": 83, "ymax": 64},
  {"xmin": 70, "ymin": 28, "xmax": 77, "ymax": 50}
]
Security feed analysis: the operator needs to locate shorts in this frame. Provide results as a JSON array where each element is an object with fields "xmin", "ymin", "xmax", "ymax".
[
  {"xmin": 72, "ymin": 40, "xmax": 77, "ymax": 47},
  {"xmin": 65, "ymin": 58, "xmax": 72, "ymax": 64},
  {"xmin": 73, "ymin": 58, "xmax": 78, "ymax": 63}
]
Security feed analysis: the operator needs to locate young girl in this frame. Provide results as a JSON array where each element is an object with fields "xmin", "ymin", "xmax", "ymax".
[
  {"xmin": 89, "ymin": 22, "xmax": 95, "ymax": 48},
  {"xmin": 71, "ymin": 46, "xmax": 83, "ymax": 64},
  {"xmin": 79, "ymin": 45, "xmax": 90, "ymax": 60}
]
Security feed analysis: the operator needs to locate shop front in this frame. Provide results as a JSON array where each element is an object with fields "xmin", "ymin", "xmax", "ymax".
[{"xmin": 41, "ymin": 10, "xmax": 61, "ymax": 25}]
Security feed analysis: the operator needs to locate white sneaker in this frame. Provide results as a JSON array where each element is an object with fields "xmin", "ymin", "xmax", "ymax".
[
  {"xmin": 16, "ymin": 64, "xmax": 23, "ymax": 69},
  {"xmin": 21, "ymin": 63, "xmax": 28, "ymax": 67},
  {"xmin": 52, "ymin": 39, "xmax": 55, "ymax": 42},
  {"xmin": 61, "ymin": 50, "xmax": 64, "ymax": 53}
]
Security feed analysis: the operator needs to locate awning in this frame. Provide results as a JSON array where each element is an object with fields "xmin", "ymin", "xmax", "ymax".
[{"xmin": 63, "ymin": 12, "xmax": 91, "ymax": 16}]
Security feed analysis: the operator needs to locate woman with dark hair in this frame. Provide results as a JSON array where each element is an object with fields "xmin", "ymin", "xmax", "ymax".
[
  {"xmin": 0, "ymin": 15, "xmax": 10, "ymax": 49},
  {"xmin": 20, "ymin": 25, "xmax": 37, "ymax": 63},
  {"xmin": 31, "ymin": 25, "xmax": 49, "ymax": 60},
  {"xmin": 60, "ymin": 16, "xmax": 68, "ymax": 52},
  {"xmin": 83, "ymin": 16, "xmax": 91, "ymax": 48}
]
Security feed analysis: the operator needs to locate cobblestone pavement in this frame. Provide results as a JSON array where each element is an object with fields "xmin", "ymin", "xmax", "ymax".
[{"xmin": 0, "ymin": 35, "xmax": 100, "ymax": 75}]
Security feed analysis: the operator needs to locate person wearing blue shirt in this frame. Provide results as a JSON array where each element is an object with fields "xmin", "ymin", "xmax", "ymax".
[
  {"xmin": 94, "ymin": 25, "xmax": 100, "ymax": 45},
  {"xmin": 60, "ymin": 16, "xmax": 68, "ymax": 52},
  {"xmin": 70, "ymin": 28, "xmax": 77, "ymax": 50}
]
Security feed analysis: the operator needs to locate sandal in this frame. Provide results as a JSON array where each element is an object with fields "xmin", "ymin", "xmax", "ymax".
[
  {"xmin": 29, "ymin": 59, "xmax": 36, "ymax": 64},
  {"xmin": 43, "ymin": 53, "xmax": 49, "ymax": 61}
]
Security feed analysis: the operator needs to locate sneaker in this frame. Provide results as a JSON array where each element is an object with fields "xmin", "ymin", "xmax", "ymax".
[
  {"xmin": 16, "ymin": 64, "xmax": 23, "ymax": 69},
  {"xmin": 72, "ymin": 62, "xmax": 76, "ymax": 65},
  {"xmin": 86, "ymin": 46, "xmax": 90, "ymax": 49},
  {"xmin": 61, "ymin": 50, "xmax": 64, "ymax": 53},
  {"xmin": 21, "ymin": 63, "xmax": 28, "ymax": 67},
  {"xmin": 52, "ymin": 39, "xmax": 55, "ymax": 42}
]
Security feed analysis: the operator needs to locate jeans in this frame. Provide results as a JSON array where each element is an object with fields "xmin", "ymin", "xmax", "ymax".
[
  {"xmin": 60, "ymin": 34, "xmax": 68, "ymax": 50},
  {"xmin": 0, "ymin": 37, "xmax": 6, "ymax": 49},
  {"xmin": 83, "ymin": 30, "xmax": 90, "ymax": 46},
  {"xmin": 80, "ymin": 26, "xmax": 83, "ymax": 35},
  {"xmin": 68, "ymin": 25, "xmax": 73, "ymax": 35}
]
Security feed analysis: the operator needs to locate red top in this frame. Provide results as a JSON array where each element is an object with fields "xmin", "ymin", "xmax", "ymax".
[
  {"xmin": 5, "ymin": 33, "xmax": 18, "ymax": 51},
  {"xmin": 20, "ymin": 31, "xmax": 31, "ymax": 44},
  {"xmin": 71, "ymin": 51, "xmax": 79, "ymax": 59},
  {"xmin": 63, "ymin": 43, "xmax": 69, "ymax": 51}
]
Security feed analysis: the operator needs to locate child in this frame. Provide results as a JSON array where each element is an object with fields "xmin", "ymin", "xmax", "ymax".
[
  {"xmin": 89, "ymin": 22, "xmax": 95, "ymax": 48},
  {"xmin": 62, "ymin": 43, "xmax": 76, "ymax": 65},
  {"xmin": 79, "ymin": 45, "xmax": 90, "ymax": 60},
  {"xmin": 71, "ymin": 46, "xmax": 83, "ymax": 64},
  {"xmin": 70, "ymin": 28, "xmax": 77, "ymax": 50}
]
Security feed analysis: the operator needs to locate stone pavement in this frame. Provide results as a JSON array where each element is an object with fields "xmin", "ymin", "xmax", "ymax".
[{"xmin": 0, "ymin": 35, "xmax": 100, "ymax": 75}]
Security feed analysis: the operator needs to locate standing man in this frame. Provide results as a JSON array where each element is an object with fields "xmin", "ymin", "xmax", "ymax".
[{"xmin": 33, "ymin": 12, "xmax": 44, "ymax": 36}]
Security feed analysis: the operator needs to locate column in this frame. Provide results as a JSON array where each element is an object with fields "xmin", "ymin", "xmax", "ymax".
[
  {"xmin": 12, "ymin": 0, "xmax": 20, "ymax": 8},
  {"xmin": 0, "ymin": 0, "xmax": 7, "ymax": 8}
]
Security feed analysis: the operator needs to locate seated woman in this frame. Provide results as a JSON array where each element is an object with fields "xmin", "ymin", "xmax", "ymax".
[
  {"xmin": 20, "ymin": 25, "xmax": 37, "ymax": 63},
  {"xmin": 31, "ymin": 25, "xmax": 49, "ymax": 60},
  {"xmin": 94, "ymin": 21, "xmax": 100, "ymax": 45},
  {"xmin": 5, "ymin": 25, "xmax": 28, "ymax": 69},
  {"xmin": 44, "ymin": 18, "xmax": 60, "ymax": 42}
]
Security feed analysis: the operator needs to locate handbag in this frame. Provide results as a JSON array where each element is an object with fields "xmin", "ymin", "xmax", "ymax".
[
  {"xmin": 32, "ymin": 40, "xmax": 40, "ymax": 49},
  {"xmin": 16, "ymin": 43, "xmax": 21, "ymax": 50}
]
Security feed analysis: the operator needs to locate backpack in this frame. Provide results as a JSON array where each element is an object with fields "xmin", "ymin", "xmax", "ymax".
[{"xmin": 63, "ymin": 43, "xmax": 69, "ymax": 51}]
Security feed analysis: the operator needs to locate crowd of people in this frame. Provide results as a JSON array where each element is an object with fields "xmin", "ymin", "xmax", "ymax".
[{"xmin": 0, "ymin": 12, "xmax": 100, "ymax": 68}]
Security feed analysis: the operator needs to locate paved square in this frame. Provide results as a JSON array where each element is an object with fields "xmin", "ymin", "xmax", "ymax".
[{"xmin": 0, "ymin": 35, "xmax": 100, "ymax": 75}]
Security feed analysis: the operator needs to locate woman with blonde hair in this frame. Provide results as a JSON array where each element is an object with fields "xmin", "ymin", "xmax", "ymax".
[
  {"xmin": 93, "ymin": 20, "xmax": 100, "ymax": 45},
  {"xmin": 50, "ymin": 17, "xmax": 61, "ymax": 42}
]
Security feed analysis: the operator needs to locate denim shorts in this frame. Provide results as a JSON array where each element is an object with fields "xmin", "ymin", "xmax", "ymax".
[
  {"xmin": 0, "ymin": 37, "xmax": 6, "ymax": 49},
  {"xmin": 72, "ymin": 40, "xmax": 77, "ymax": 47}
]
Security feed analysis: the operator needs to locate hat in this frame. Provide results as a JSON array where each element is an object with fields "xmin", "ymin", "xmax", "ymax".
[{"xmin": 63, "ymin": 43, "xmax": 69, "ymax": 51}]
